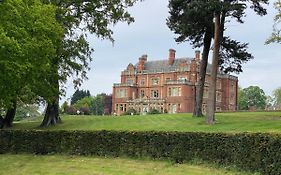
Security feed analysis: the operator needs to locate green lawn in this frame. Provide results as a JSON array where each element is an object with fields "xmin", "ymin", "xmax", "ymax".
[
  {"xmin": 12, "ymin": 111, "xmax": 281, "ymax": 132},
  {"xmin": 0, "ymin": 154, "xmax": 255, "ymax": 175}
]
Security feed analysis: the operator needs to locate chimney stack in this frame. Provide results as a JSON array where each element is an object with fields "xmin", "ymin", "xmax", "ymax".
[
  {"xmin": 168, "ymin": 49, "xmax": 176, "ymax": 65},
  {"xmin": 195, "ymin": 50, "xmax": 200, "ymax": 60},
  {"xmin": 141, "ymin": 54, "xmax": 147, "ymax": 62},
  {"xmin": 137, "ymin": 54, "xmax": 147, "ymax": 72}
]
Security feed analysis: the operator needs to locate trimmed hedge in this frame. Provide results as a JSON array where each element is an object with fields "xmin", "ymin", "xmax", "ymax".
[{"xmin": 0, "ymin": 130, "xmax": 280, "ymax": 174}]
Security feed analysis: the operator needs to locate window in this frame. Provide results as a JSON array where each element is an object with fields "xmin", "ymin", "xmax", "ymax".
[
  {"xmin": 168, "ymin": 87, "xmax": 181, "ymax": 96},
  {"xmin": 216, "ymin": 80, "xmax": 221, "ymax": 89},
  {"xmin": 140, "ymin": 90, "xmax": 145, "ymax": 98},
  {"xmin": 151, "ymin": 77, "xmax": 160, "ymax": 85},
  {"xmin": 205, "ymin": 77, "xmax": 209, "ymax": 84},
  {"xmin": 126, "ymin": 79, "xmax": 134, "ymax": 85},
  {"xmin": 120, "ymin": 104, "xmax": 124, "ymax": 111},
  {"xmin": 179, "ymin": 65, "xmax": 187, "ymax": 72},
  {"xmin": 216, "ymin": 91, "xmax": 222, "ymax": 102},
  {"xmin": 203, "ymin": 88, "xmax": 209, "ymax": 98},
  {"xmin": 230, "ymin": 94, "xmax": 235, "ymax": 104},
  {"xmin": 202, "ymin": 104, "xmax": 207, "ymax": 113},
  {"xmin": 178, "ymin": 76, "xmax": 187, "ymax": 81},
  {"xmin": 151, "ymin": 90, "xmax": 159, "ymax": 98},
  {"xmin": 166, "ymin": 78, "xmax": 171, "ymax": 83},
  {"xmin": 216, "ymin": 107, "xmax": 221, "ymax": 111},
  {"xmin": 140, "ymin": 78, "xmax": 145, "ymax": 86},
  {"xmin": 230, "ymin": 81, "xmax": 235, "ymax": 92},
  {"xmin": 116, "ymin": 89, "xmax": 126, "ymax": 98}
]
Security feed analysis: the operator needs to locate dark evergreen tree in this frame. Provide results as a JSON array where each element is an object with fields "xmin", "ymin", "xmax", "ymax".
[
  {"xmin": 206, "ymin": 0, "xmax": 268, "ymax": 124},
  {"xmin": 167, "ymin": 0, "xmax": 213, "ymax": 118},
  {"xmin": 167, "ymin": 0, "xmax": 255, "ymax": 118},
  {"xmin": 167, "ymin": 0, "xmax": 268, "ymax": 122},
  {"xmin": 71, "ymin": 90, "xmax": 91, "ymax": 105}
]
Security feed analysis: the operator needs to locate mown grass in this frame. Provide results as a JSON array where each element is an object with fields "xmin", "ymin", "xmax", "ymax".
[
  {"xmin": 12, "ymin": 111, "xmax": 281, "ymax": 133},
  {"xmin": 0, "ymin": 154, "xmax": 256, "ymax": 175}
]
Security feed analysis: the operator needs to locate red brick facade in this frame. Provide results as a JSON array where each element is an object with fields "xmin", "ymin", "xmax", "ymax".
[{"xmin": 112, "ymin": 49, "xmax": 238, "ymax": 115}]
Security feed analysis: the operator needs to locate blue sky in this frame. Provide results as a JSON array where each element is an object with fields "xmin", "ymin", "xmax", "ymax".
[{"xmin": 63, "ymin": 0, "xmax": 280, "ymax": 101}]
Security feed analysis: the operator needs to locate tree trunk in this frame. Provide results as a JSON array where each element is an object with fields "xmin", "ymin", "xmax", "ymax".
[
  {"xmin": 206, "ymin": 13, "xmax": 221, "ymax": 124},
  {"xmin": 40, "ymin": 98, "xmax": 61, "ymax": 127},
  {"xmin": 193, "ymin": 27, "xmax": 212, "ymax": 117},
  {"xmin": 3, "ymin": 99, "xmax": 17, "ymax": 128},
  {"xmin": 40, "ymin": 69, "xmax": 61, "ymax": 127},
  {"xmin": 0, "ymin": 115, "xmax": 4, "ymax": 129}
]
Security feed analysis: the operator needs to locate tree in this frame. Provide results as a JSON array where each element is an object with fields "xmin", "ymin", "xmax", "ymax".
[
  {"xmin": 265, "ymin": 95, "xmax": 274, "ymax": 110},
  {"xmin": 238, "ymin": 86, "xmax": 266, "ymax": 110},
  {"xmin": 60, "ymin": 101, "xmax": 69, "ymax": 114},
  {"xmin": 266, "ymin": 0, "xmax": 281, "ymax": 44},
  {"xmin": 205, "ymin": 0, "xmax": 268, "ymax": 124},
  {"xmin": 238, "ymin": 86, "xmax": 248, "ymax": 110},
  {"xmin": 40, "ymin": 0, "xmax": 140, "ymax": 127},
  {"xmin": 273, "ymin": 87, "xmax": 281, "ymax": 110},
  {"xmin": 92, "ymin": 94, "xmax": 107, "ymax": 115},
  {"xmin": 206, "ymin": 10, "xmax": 221, "ymax": 124},
  {"xmin": 71, "ymin": 90, "xmax": 91, "ymax": 105},
  {"xmin": 167, "ymin": 0, "xmax": 213, "ymax": 118},
  {"xmin": 0, "ymin": 0, "xmax": 63, "ymax": 128},
  {"xmin": 74, "ymin": 96, "xmax": 94, "ymax": 115},
  {"xmin": 167, "ymin": 0, "xmax": 254, "ymax": 118}
]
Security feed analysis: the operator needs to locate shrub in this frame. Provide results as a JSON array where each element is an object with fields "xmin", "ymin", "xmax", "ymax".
[
  {"xmin": 123, "ymin": 108, "xmax": 139, "ymax": 115},
  {"xmin": 65, "ymin": 106, "xmax": 77, "ymax": 115},
  {"xmin": 79, "ymin": 106, "xmax": 91, "ymax": 115},
  {"xmin": 0, "ymin": 130, "xmax": 280, "ymax": 174},
  {"xmin": 148, "ymin": 108, "xmax": 161, "ymax": 114}
]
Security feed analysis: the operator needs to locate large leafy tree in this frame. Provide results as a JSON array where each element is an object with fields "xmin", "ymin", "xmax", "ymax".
[
  {"xmin": 238, "ymin": 86, "xmax": 267, "ymax": 110},
  {"xmin": 0, "ymin": 0, "xmax": 63, "ymax": 128},
  {"xmin": 39, "ymin": 0, "xmax": 140, "ymax": 127},
  {"xmin": 167, "ymin": 0, "xmax": 254, "ymax": 119}
]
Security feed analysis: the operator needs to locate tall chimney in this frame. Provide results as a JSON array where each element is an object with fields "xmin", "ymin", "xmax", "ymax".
[
  {"xmin": 141, "ymin": 54, "xmax": 147, "ymax": 62},
  {"xmin": 195, "ymin": 50, "xmax": 200, "ymax": 60},
  {"xmin": 168, "ymin": 49, "xmax": 176, "ymax": 65},
  {"xmin": 137, "ymin": 54, "xmax": 147, "ymax": 72}
]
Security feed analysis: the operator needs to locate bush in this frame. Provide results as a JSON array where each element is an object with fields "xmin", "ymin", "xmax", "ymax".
[
  {"xmin": 148, "ymin": 108, "xmax": 161, "ymax": 114},
  {"xmin": 65, "ymin": 106, "xmax": 77, "ymax": 115},
  {"xmin": 123, "ymin": 108, "xmax": 139, "ymax": 115},
  {"xmin": 0, "ymin": 130, "xmax": 280, "ymax": 174},
  {"xmin": 79, "ymin": 106, "xmax": 91, "ymax": 115}
]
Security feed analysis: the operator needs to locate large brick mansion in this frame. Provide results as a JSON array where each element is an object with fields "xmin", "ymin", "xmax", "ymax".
[{"xmin": 112, "ymin": 49, "xmax": 238, "ymax": 115}]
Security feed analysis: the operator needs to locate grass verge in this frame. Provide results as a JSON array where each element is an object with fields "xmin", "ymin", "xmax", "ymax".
[
  {"xmin": 12, "ymin": 111, "xmax": 281, "ymax": 133},
  {"xmin": 0, "ymin": 154, "xmax": 257, "ymax": 175}
]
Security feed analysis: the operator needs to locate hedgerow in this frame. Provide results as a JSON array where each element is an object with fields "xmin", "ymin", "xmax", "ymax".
[{"xmin": 0, "ymin": 130, "xmax": 280, "ymax": 174}]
